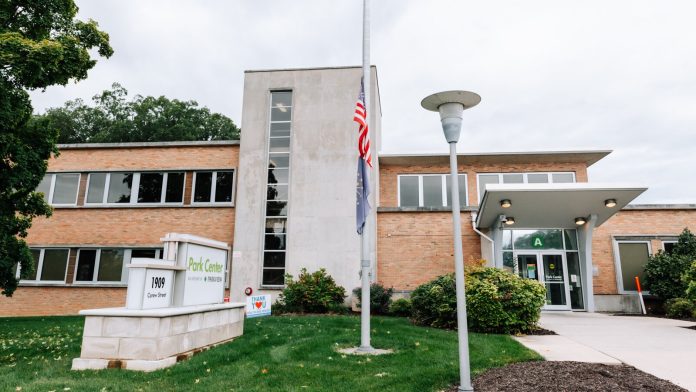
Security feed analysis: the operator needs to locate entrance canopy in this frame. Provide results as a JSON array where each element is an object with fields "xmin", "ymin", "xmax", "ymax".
[{"xmin": 476, "ymin": 183, "xmax": 647, "ymax": 229}]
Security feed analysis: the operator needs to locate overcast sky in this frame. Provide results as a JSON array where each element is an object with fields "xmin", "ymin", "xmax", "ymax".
[{"xmin": 29, "ymin": 1, "xmax": 696, "ymax": 204}]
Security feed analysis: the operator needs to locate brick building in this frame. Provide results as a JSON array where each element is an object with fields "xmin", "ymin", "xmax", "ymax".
[{"xmin": 2, "ymin": 66, "xmax": 695, "ymax": 316}]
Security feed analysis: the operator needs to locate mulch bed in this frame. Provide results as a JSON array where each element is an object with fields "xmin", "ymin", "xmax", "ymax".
[
  {"xmin": 521, "ymin": 327, "xmax": 557, "ymax": 336},
  {"xmin": 446, "ymin": 361, "xmax": 687, "ymax": 392}
]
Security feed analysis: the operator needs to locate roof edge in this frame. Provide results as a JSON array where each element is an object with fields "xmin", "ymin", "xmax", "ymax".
[
  {"xmin": 245, "ymin": 65, "xmax": 377, "ymax": 73},
  {"xmin": 623, "ymin": 204, "xmax": 696, "ymax": 210},
  {"xmin": 379, "ymin": 149, "xmax": 612, "ymax": 166},
  {"xmin": 57, "ymin": 140, "xmax": 240, "ymax": 149}
]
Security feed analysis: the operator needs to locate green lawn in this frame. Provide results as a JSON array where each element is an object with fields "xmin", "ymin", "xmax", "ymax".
[{"xmin": 0, "ymin": 314, "xmax": 540, "ymax": 392}]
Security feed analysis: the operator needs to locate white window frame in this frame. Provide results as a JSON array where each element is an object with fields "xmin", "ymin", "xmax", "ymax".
[
  {"xmin": 261, "ymin": 89, "xmax": 293, "ymax": 288},
  {"xmin": 190, "ymin": 170, "xmax": 236, "ymax": 205},
  {"xmin": 476, "ymin": 172, "xmax": 576, "ymax": 202},
  {"xmin": 662, "ymin": 240, "xmax": 677, "ymax": 253},
  {"xmin": 40, "ymin": 173, "xmax": 81, "ymax": 206},
  {"xmin": 397, "ymin": 173, "xmax": 468, "ymax": 208},
  {"xmin": 85, "ymin": 171, "xmax": 187, "ymax": 206},
  {"xmin": 73, "ymin": 247, "xmax": 161, "ymax": 285},
  {"xmin": 18, "ymin": 248, "xmax": 70, "ymax": 283},
  {"xmin": 612, "ymin": 239, "xmax": 652, "ymax": 294}
]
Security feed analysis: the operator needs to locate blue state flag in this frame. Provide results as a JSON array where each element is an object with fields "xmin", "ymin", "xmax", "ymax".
[{"xmin": 356, "ymin": 157, "xmax": 371, "ymax": 235}]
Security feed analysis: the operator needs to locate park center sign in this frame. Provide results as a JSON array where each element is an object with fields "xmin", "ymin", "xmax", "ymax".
[{"xmin": 167, "ymin": 234, "xmax": 229, "ymax": 307}]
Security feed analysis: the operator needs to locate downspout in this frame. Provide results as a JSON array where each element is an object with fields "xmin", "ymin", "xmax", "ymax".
[{"xmin": 470, "ymin": 212, "xmax": 495, "ymax": 267}]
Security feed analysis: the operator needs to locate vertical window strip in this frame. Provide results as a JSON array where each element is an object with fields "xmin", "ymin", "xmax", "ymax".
[{"xmin": 262, "ymin": 91, "xmax": 293, "ymax": 286}]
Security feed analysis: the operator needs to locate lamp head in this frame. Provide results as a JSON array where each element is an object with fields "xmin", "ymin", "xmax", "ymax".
[{"xmin": 421, "ymin": 91, "xmax": 481, "ymax": 143}]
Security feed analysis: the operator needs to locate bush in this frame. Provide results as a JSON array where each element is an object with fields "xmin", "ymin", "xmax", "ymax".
[
  {"xmin": 664, "ymin": 298, "xmax": 695, "ymax": 319},
  {"xmin": 411, "ymin": 266, "xmax": 546, "ymax": 334},
  {"xmin": 353, "ymin": 283, "xmax": 394, "ymax": 315},
  {"xmin": 645, "ymin": 228, "xmax": 696, "ymax": 300},
  {"xmin": 389, "ymin": 298, "xmax": 412, "ymax": 317},
  {"xmin": 644, "ymin": 252, "xmax": 692, "ymax": 300},
  {"xmin": 685, "ymin": 260, "xmax": 696, "ymax": 301},
  {"xmin": 274, "ymin": 268, "xmax": 346, "ymax": 314}
]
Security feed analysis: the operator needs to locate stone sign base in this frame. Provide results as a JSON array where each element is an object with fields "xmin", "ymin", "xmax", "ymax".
[{"xmin": 72, "ymin": 302, "xmax": 245, "ymax": 372}]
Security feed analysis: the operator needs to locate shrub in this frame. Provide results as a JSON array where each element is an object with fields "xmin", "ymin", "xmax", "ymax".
[
  {"xmin": 389, "ymin": 298, "xmax": 412, "ymax": 317},
  {"xmin": 644, "ymin": 252, "xmax": 692, "ymax": 300},
  {"xmin": 685, "ymin": 260, "xmax": 696, "ymax": 301},
  {"xmin": 353, "ymin": 283, "xmax": 393, "ymax": 315},
  {"xmin": 664, "ymin": 298, "xmax": 695, "ymax": 319},
  {"xmin": 645, "ymin": 228, "xmax": 696, "ymax": 300},
  {"xmin": 411, "ymin": 266, "xmax": 546, "ymax": 334},
  {"xmin": 274, "ymin": 268, "xmax": 346, "ymax": 314}
]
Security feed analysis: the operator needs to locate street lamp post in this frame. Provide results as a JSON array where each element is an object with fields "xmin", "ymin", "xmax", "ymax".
[{"xmin": 421, "ymin": 91, "xmax": 481, "ymax": 392}]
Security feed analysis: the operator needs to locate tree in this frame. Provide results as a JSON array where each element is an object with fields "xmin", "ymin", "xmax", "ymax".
[
  {"xmin": 644, "ymin": 228, "xmax": 696, "ymax": 300},
  {"xmin": 0, "ymin": 1, "xmax": 112, "ymax": 296},
  {"xmin": 32, "ymin": 83, "xmax": 240, "ymax": 143}
]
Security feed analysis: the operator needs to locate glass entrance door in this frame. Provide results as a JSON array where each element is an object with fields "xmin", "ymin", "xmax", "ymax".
[{"xmin": 515, "ymin": 252, "xmax": 571, "ymax": 310}]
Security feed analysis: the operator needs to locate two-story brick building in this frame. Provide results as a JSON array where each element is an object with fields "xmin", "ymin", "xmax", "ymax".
[{"xmin": 2, "ymin": 66, "xmax": 694, "ymax": 316}]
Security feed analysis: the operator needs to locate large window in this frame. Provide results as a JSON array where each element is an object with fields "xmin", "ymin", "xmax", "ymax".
[
  {"xmin": 19, "ymin": 248, "xmax": 70, "ymax": 282},
  {"xmin": 86, "ymin": 172, "xmax": 185, "ymax": 205},
  {"xmin": 614, "ymin": 241, "xmax": 651, "ymax": 292},
  {"xmin": 74, "ymin": 248, "xmax": 163, "ymax": 284},
  {"xmin": 398, "ymin": 174, "xmax": 468, "ymax": 208},
  {"xmin": 477, "ymin": 172, "xmax": 575, "ymax": 202},
  {"xmin": 36, "ymin": 173, "xmax": 80, "ymax": 205},
  {"xmin": 192, "ymin": 171, "xmax": 235, "ymax": 204},
  {"xmin": 262, "ymin": 90, "xmax": 292, "ymax": 286}
]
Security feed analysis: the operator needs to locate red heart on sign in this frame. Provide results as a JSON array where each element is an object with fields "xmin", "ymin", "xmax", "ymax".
[{"xmin": 255, "ymin": 301, "xmax": 262, "ymax": 309}]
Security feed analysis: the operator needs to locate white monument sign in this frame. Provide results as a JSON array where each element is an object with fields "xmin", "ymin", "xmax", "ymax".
[
  {"xmin": 125, "ymin": 258, "xmax": 182, "ymax": 310},
  {"xmin": 165, "ymin": 233, "xmax": 229, "ymax": 307}
]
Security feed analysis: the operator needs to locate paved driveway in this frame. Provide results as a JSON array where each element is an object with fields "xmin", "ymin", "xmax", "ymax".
[{"xmin": 539, "ymin": 312, "xmax": 696, "ymax": 391}]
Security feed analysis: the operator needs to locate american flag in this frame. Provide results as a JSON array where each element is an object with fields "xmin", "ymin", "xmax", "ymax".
[{"xmin": 353, "ymin": 79, "xmax": 372, "ymax": 167}]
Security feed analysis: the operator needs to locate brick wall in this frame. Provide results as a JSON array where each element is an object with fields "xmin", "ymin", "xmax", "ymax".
[
  {"xmin": 48, "ymin": 145, "xmax": 239, "ymax": 171},
  {"xmin": 379, "ymin": 161, "xmax": 588, "ymax": 208},
  {"xmin": 592, "ymin": 208, "xmax": 696, "ymax": 294},
  {"xmin": 0, "ymin": 144, "xmax": 239, "ymax": 317},
  {"xmin": 377, "ymin": 211, "xmax": 482, "ymax": 291}
]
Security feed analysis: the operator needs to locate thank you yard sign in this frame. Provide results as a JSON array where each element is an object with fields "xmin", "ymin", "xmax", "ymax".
[{"xmin": 246, "ymin": 294, "xmax": 271, "ymax": 318}]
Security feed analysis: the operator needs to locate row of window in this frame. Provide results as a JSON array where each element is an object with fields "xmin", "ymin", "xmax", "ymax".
[
  {"xmin": 397, "ymin": 171, "xmax": 576, "ymax": 207},
  {"xmin": 37, "ymin": 170, "xmax": 235, "ymax": 206},
  {"xmin": 18, "ymin": 248, "xmax": 163, "ymax": 284}
]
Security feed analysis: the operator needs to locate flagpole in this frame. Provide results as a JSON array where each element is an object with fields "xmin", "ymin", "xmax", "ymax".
[{"xmin": 358, "ymin": 0, "xmax": 374, "ymax": 353}]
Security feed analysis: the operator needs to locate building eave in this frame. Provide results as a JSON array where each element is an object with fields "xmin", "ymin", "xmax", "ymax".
[{"xmin": 378, "ymin": 150, "xmax": 612, "ymax": 167}]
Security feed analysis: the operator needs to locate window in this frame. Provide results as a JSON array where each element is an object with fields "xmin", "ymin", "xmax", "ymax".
[
  {"xmin": 75, "ymin": 248, "xmax": 163, "ymax": 284},
  {"xmin": 192, "ymin": 171, "xmax": 235, "ymax": 204},
  {"xmin": 36, "ymin": 173, "xmax": 80, "ymax": 205},
  {"xmin": 476, "ymin": 172, "xmax": 576, "ymax": 202},
  {"xmin": 262, "ymin": 90, "xmax": 292, "ymax": 286},
  {"xmin": 615, "ymin": 241, "xmax": 651, "ymax": 292},
  {"xmin": 397, "ymin": 174, "xmax": 468, "ymax": 208},
  {"xmin": 86, "ymin": 172, "xmax": 185, "ymax": 205},
  {"xmin": 19, "ymin": 248, "xmax": 70, "ymax": 282},
  {"xmin": 662, "ymin": 241, "xmax": 677, "ymax": 255}
]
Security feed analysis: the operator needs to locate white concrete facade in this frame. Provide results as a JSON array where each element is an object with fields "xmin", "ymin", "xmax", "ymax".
[{"xmin": 231, "ymin": 66, "xmax": 381, "ymax": 302}]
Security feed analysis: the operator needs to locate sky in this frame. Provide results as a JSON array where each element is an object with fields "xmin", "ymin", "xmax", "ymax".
[{"xmin": 29, "ymin": 1, "xmax": 696, "ymax": 204}]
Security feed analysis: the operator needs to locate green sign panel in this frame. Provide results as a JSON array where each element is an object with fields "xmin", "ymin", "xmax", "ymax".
[{"xmin": 531, "ymin": 235, "xmax": 544, "ymax": 248}]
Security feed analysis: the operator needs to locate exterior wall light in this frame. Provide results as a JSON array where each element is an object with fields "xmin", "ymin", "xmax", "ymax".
[
  {"xmin": 504, "ymin": 217, "xmax": 516, "ymax": 225},
  {"xmin": 500, "ymin": 199, "xmax": 511, "ymax": 208},
  {"xmin": 575, "ymin": 217, "xmax": 587, "ymax": 226},
  {"xmin": 605, "ymin": 199, "xmax": 617, "ymax": 208}
]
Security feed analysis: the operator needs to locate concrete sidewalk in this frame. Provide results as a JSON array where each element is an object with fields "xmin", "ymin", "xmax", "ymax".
[{"xmin": 524, "ymin": 312, "xmax": 696, "ymax": 391}]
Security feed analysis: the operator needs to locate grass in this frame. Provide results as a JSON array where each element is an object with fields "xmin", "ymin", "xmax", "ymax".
[{"xmin": 0, "ymin": 314, "xmax": 540, "ymax": 392}]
